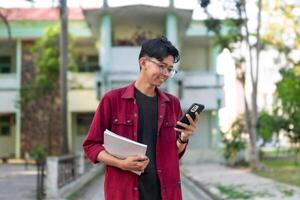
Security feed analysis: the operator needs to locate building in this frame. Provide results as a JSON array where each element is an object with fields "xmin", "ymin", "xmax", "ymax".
[{"xmin": 0, "ymin": 3, "xmax": 224, "ymax": 163}]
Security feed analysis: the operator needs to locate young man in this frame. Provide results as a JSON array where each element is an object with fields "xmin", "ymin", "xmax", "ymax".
[{"xmin": 83, "ymin": 36, "xmax": 200, "ymax": 200}]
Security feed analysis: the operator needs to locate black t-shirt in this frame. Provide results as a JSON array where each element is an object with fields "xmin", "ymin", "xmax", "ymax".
[{"xmin": 134, "ymin": 88, "xmax": 161, "ymax": 200}]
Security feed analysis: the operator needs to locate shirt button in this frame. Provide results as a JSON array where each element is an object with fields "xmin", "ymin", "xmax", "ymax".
[
  {"xmin": 133, "ymin": 187, "xmax": 138, "ymax": 191},
  {"xmin": 134, "ymin": 113, "xmax": 137, "ymax": 117},
  {"xmin": 114, "ymin": 119, "xmax": 118, "ymax": 122},
  {"xmin": 159, "ymin": 115, "xmax": 163, "ymax": 119},
  {"xmin": 157, "ymin": 169, "xmax": 162, "ymax": 174}
]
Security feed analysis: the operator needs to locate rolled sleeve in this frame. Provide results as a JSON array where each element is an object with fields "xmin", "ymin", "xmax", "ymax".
[{"xmin": 83, "ymin": 94, "xmax": 111, "ymax": 163}]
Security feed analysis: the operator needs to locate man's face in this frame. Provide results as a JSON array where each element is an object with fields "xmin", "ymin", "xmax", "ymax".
[{"xmin": 140, "ymin": 55, "xmax": 175, "ymax": 87}]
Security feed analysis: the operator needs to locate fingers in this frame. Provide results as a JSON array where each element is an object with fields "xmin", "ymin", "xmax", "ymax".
[
  {"xmin": 175, "ymin": 113, "xmax": 200, "ymax": 131},
  {"xmin": 186, "ymin": 114, "xmax": 196, "ymax": 128},
  {"xmin": 174, "ymin": 113, "xmax": 201, "ymax": 140},
  {"xmin": 195, "ymin": 112, "xmax": 200, "ymax": 123},
  {"xmin": 128, "ymin": 155, "xmax": 147, "ymax": 161},
  {"xmin": 133, "ymin": 158, "xmax": 149, "ymax": 172},
  {"xmin": 124, "ymin": 156, "xmax": 149, "ymax": 172}
]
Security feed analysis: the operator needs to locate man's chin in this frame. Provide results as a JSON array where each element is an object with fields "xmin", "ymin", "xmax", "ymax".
[{"xmin": 156, "ymin": 80, "xmax": 165, "ymax": 87}]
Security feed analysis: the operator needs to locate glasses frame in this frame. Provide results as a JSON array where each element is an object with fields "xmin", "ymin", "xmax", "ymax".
[{"xmin": 145, "ymin": 57, "xmax": 178, "ymax": 78}]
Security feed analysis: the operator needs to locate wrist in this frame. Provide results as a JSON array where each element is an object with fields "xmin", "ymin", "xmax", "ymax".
[
  {"xmin": 177, "ymin": 134, "xmax": 189, "ymax": 144},
  {"xmin": 116, "ymin": 158, "xmax": 125, "ymax": 170}
]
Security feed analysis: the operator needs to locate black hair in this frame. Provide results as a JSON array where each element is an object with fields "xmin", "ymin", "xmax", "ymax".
[{"xmin": 138, "ymin": 36, "xmax": 180, "ymax": 63}]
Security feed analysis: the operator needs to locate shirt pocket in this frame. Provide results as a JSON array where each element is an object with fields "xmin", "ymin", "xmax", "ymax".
[
  {"xmin": 161, "ymin": 117, "xmax": 177, "ymax": 142},
  {"xmin": 111, "ymin": 115, "xmax": 134, "ymax": 139}
]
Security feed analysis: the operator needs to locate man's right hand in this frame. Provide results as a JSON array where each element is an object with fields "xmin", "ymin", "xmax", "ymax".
[{"xmin": 119, "ymin": 155, "xmax": 149, "ymax": 172}]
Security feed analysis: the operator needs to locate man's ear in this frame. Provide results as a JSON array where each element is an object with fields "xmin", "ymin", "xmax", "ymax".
[{"xmin": 139, "ymin": 57, "xmax": 147, "ymax": 70}]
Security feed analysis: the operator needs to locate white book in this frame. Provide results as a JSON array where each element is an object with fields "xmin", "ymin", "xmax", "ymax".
[{"xmin": 103, "ymin": 129, "xmax": 147, "ymax": 175}]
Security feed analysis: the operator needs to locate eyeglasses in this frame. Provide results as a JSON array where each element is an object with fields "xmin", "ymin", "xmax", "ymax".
[{"xmin": 146, "ymin": 58, "xmax": 178, "ymax": 78}]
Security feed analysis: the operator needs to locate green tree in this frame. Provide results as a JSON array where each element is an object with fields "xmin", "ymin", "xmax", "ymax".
[
  {"xmin": 199, "ymin": 0, "xmax": 263, "ymax": 169},
  {"xmin": 221, "ymin": 116, "xmax": 246, "ymax": 166},
  {"xmin": 20, "ymin": 25, "xmax": 75, "ymax": 155},
  {"xmin": 1, "ymin": 1, "xmax": 72, "ymax": 155},
  {"xmin": 262, "ymin": 0, "xmax": 300, "ymax": 162},
  {"xmin": 275, "ymin": 67, "xmax": 300, "ymax": 162},
  {"xmin": 257, "ymin": 111, "xmax": 279, "ymax": 146},
  {"xmin": 262, "ymin": 0, "xmax": 300, "ymax": 68}
]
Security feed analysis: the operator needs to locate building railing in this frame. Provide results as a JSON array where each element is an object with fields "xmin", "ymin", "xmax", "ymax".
[
  {"xmin": 46, "ymin": 152, "xmax": 96, "ymax": 199},
  {"xmin": 57, "ymin": 155, "xmax": 77, "ymax": 188}
]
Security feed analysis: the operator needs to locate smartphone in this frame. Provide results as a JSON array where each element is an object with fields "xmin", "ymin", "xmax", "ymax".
[{"xmin": 175, "ymin": 103, "xmax": 205, "ymax": 130}]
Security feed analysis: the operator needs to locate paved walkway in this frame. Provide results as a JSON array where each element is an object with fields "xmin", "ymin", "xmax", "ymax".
[
  {"xmin": 73, "ymin": 171, "xmax": 213, "ymax": 200},
  {"xmin": 0, "ymin": 164, "xmax": 37, "ymax": 200},
  {"xmin": 182, "ymin": 163, "xmax": 300, "ymax": 200},
  {"xmin": 2, "ymin": 163, "xmax": 300, "ymax": 200}
]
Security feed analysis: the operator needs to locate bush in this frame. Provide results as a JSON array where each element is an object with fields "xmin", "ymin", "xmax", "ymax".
[
  {"xmin": 221, "ymin": 116, "xmax": 247, "ymax": 166},
  {"xmin": 30, "ymin": 144, "xmax": 47, "ymax": 161}
]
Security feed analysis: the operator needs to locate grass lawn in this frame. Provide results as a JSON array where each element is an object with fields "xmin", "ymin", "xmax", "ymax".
[{"xmin": 254, "ymin": 157, "xmax": 300, "ymax": 187}]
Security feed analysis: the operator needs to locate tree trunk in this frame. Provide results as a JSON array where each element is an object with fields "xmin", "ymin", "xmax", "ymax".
[
  {"xmin": 59, "ymin": 0, "xmax": 69, "ymax": 154},
  {"xmin": 241, "ymin": 0, "xmax": 262, "ymax": 170}
]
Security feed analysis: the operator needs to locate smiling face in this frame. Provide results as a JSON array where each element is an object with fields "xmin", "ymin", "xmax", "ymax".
[{"xmin": 139, "ymin": 55, "xmax": 175, "ymax": 87}]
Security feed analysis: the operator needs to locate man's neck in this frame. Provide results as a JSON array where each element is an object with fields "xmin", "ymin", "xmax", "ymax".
[{"xmin": 134, "ymin": 78, "xmax": 156, "ymax": 97}]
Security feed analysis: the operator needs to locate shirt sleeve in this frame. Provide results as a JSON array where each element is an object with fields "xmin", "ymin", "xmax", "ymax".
[
  {"xmin": 82, "ymin": 94, "xmax": 111, "ymax": 163},
  {"xmin": 175, "ymin": 99, "xmax": 188, "ymax": 159}
]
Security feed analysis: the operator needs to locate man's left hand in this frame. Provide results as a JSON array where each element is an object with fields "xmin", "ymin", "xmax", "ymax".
[{"xmin": 174, "ymin": 112, "xmax": 200, "ymax": 141}]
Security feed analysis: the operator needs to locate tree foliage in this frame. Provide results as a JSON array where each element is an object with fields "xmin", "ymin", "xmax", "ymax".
[
  {"xmin": 221, "ymin": 116, "xmax": 246, "ymax": 166},
  {"xmin": 257, "ymin": 111, "xmax": 284, "ymax": 146},
  {"xmin": 20, "ymin": 25, "xmax": 75, "ymax": 105},
  {"xmin": 275, "ymin": 67, "xmax": 300, "ymax": 145},
  {"xmin": 262, "ymin": 0, "xmax": 300, "ymax": 149},
  {"xmin": 262, "ymin": 0, "xmax": 300, "ymax": 67},
  {"xmin": 19, "ymin": 25, "xmax": 75, "ymax": 155}
]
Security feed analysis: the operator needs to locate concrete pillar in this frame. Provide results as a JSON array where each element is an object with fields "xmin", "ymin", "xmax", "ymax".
[
  {"xmin": 210, "ymin": 45, "xmax": 219, "ymax": 73},
  {"xmin": 166, "ymin": 12, "xmax": 179, "ymax": 96},
  {"xmin": 214, "ymin": 73, "xmax": 223, "ymax": 148},
  {"xmin": 46, "ymin": 157, "xmax": 59, "ymax": 198},
  {"xmin": 169, "ymin": 0, "xmax": 174, "ymax": 8},
  {"xmin": 211, "ymin": 103, "xmax": 221, "ymax": 148},
  {"xmin": 78, "ymin": 151, "xmax": 85, "ymax": 175},
  {"xmin": 99, "ymin": 13, "xmax": 112, "ymax": 93},
  {"xmin": 103, "ymin": 0, "xmax": 108, "ymax": 7},
  {"xmin": 15, "ymin": 40, "xmax": 21, "ymax": 158},
  {"xmin": 210, "ymin": 45, "xmax": 222, "ymax": 148}
]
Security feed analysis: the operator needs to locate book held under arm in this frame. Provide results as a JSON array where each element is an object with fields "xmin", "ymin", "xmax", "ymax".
[{"xmin": 103, "ymin": 129, "xmax": 147, "ymax": 175}]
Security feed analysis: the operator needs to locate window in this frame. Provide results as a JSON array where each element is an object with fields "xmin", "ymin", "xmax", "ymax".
[
  {"xmin": 0, "ymin": 115, "xmax": 14, "ymax": 136},
  {"xmin": 76, "ymin": 113, "xmax": 94, "ymax": 135},
  {"xmin": 0, "ymin": 56, "xmax": 12, "ymax": 73},
  {"xmin": 78, "ymin": 55, "xmax": 99, "ymax": 72}
]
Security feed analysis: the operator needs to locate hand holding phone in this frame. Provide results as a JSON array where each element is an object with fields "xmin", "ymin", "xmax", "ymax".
[{"xmin": 175, "ymin": 103, "xmax": 205, "ymax": 130}]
